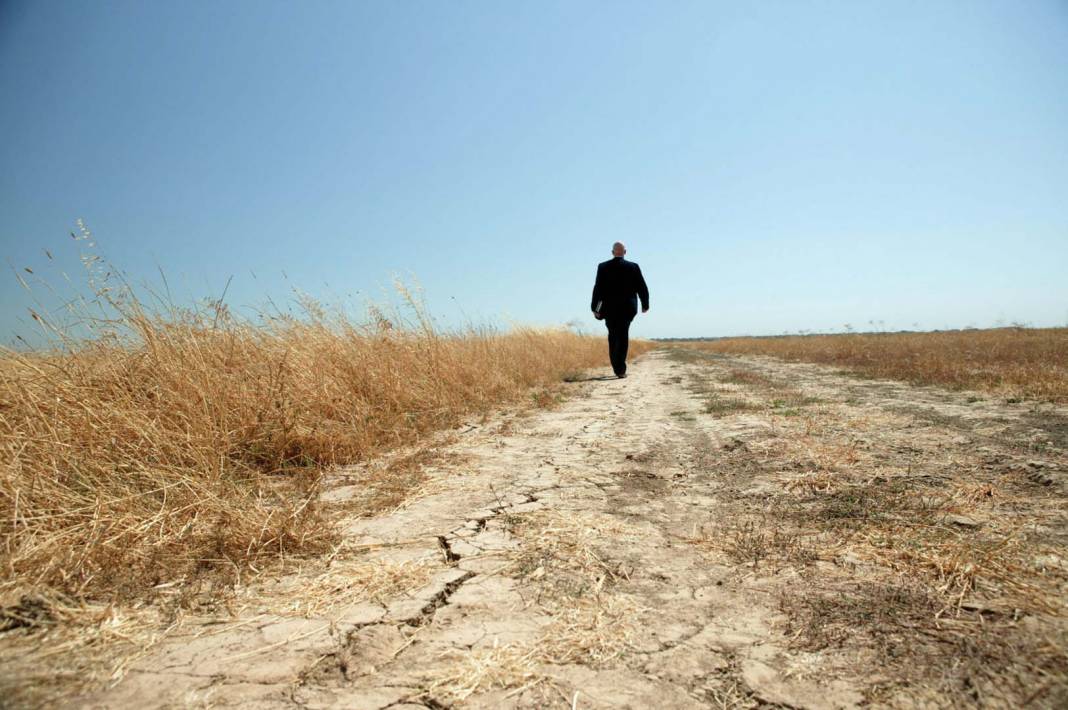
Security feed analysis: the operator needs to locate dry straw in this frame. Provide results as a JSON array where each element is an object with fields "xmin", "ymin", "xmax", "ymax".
[
  {"xmin": 233, "ymin": 550, "xmax": 442, "ymax": 619},
  {"xmin": 426, "ymin": 593, "xmax": 645, "ymax": 705}
]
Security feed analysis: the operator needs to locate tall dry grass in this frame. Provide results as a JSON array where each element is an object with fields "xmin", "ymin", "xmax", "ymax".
[
  {"xmin": 684, "ymin": 328, "xmax": 1068, "ymax": 402},
  {"xmin": 1, "ymin": 261, "xmax": 624, "ymax": 610}
]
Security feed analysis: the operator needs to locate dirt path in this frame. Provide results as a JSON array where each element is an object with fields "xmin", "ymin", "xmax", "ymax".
[{"xmin": 84, "ymin": 349, "xmax": 1068, "ymax": 709}]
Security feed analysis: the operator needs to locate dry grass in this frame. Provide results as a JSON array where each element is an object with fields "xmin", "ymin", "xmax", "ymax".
[
  {"xmin": 428, "ymin": 641, "xmax": 545, "ymax": 705},
  {"xmin": 507, "ymin": 510, "xmax": 647, "ymax": 666},
  {"xmin": 426, "ymin": 594, "xmax": 644, "ymax": 705},
  {"xmin": 507, "ymin": 509, "xmax": 647, "ymax": 592},
  {"xmin": 235, "ymin": 551, "xmax": 442, "ymax": 619},
  {"xmin": 1, "ymin": 318, "xmax": 610, "ymax": 606},
  {"xmin": 681, "ymin": 327, "xmax": 1068, "ymax": 402},
  {"xmin": 0, "ymin": 592, "xmax": 167, "ymax": 709},
  {"xmin": 325, "ymin": 446, "xmax": 465, "ymax": 520}
]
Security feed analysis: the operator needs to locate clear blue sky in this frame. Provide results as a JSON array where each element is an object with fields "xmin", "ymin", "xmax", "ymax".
[{"xmin": 2, "ymin": 0, "xmax": 1067, "ymax": 341}]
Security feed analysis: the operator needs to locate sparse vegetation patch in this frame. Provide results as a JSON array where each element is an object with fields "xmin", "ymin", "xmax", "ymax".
[{"xmin": 680, "ymin": 349, "xmax": 1068, "ymax": 705}]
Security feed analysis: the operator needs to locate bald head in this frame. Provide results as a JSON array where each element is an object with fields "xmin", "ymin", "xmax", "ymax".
[{"xmin": 611, "ymin": 242, "xmax": 626, "ymax": 257}]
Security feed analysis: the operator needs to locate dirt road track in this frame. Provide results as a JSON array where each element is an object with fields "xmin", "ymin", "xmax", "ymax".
[{"xmin": 85, "ymin": 349, "xmax": 1068, "ymax": 709}]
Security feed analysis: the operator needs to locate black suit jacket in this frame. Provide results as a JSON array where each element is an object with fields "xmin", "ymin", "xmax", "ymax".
[{"xmin": 591, "ymin": 257, "xmax": 650, "ymax": 319}]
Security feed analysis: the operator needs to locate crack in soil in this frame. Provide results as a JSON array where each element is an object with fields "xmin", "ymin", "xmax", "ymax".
[
  {"xmin": 407, "ymin": 572, "xmax": 477, "ymax": 628},
  {"xmin": 436, "ymin": 535, "xmax": 461, "ymax": 563}
]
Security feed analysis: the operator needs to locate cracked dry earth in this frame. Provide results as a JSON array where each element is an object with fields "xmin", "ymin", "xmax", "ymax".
[{"xmin": 82, "ymin": 349, "xmax": 1068, "ymax": 709}]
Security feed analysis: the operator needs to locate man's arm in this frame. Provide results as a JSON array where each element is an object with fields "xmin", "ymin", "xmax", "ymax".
[
  {"xmin": 591, "ymin": 263, "xmax": 604, "ymax": 313},
  {"xmin": 635, "ymin": 264, "xmax": 649, "ymax": 313}
]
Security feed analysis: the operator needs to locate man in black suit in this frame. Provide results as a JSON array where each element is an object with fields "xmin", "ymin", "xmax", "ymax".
[{"xmin": 591, "ymin": 242, "xmax": 650, "ymax": 378}]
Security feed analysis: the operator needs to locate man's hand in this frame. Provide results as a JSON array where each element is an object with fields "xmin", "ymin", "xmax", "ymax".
[
  {"xmin": 594, "ymin": 312, "xmax": 604, "ymax": 320},
  {"xmin": 642, "ymin": 307, "xmax": 649, "ymax": 314}
]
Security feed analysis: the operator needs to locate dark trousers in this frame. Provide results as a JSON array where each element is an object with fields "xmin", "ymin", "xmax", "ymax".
[{"xmin": 604, "ymin": 315, "xmax": 633, "ymax": 376}]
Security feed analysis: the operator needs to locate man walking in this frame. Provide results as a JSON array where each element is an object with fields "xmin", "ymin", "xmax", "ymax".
[{"xmin": 591, "ymin": 242, "xmax": 650, "ymax": 378}]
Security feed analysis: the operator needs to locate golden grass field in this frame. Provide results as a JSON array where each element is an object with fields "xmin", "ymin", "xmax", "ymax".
[{"xmin": 681, "ymin": 327, "xmax": 1068, "ymax": 402}]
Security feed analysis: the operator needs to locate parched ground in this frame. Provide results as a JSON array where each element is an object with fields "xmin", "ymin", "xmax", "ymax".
[{"xmin": 79, "ymin": 348, "xmax": 1068, "ymax": 709}]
